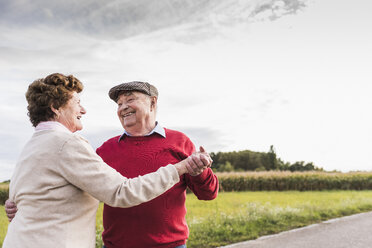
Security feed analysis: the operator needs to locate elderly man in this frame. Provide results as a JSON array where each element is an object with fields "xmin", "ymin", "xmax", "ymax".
[
  {"xmin": 97, "ymin": 81, "xmax": 219, "ymax": 248},
  {"xmin": 6, "ymin": 81, "xmax": 219, "ymax": 248}
]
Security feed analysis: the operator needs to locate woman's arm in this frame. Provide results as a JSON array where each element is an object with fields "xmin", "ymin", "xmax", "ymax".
[
  {"xmin": 4, "ymin": 138, "xmax": 212, "ymax": 219},
  {"xmin": 58, "ymin": 135, "xmax": 211, "ymax": 208}
]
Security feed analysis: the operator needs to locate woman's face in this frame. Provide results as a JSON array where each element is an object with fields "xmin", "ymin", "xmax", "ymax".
[{"xmin": 57, "ymin": 92, "xmax": 86, "ymax": 132}]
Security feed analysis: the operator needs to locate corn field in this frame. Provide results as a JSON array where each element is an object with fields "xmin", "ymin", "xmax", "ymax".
[{"xmin": 216, "ymin": 171, "xmax": 372, "ymax": 191}]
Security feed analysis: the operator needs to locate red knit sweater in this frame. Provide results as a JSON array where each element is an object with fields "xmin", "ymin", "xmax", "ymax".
[{"xmin": 96, "ymin": 128, "xmax": 219, "ymax": 248}]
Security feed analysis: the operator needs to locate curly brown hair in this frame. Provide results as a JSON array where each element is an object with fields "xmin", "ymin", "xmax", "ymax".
[{"xmin": 26, "ymin": 73, "xmax": 84, "ymax": 127}]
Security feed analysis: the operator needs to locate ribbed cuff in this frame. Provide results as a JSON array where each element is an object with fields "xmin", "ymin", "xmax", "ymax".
[
  {"xmin": 166, "ymin": 164, "xmax": 181, "ymax": 183},
  {"xmin": 190, "ymin": 168, "xmax": 210, "ymax": 182}
]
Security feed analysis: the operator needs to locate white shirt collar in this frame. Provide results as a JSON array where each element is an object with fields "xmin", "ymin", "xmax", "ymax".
[{"xmin": 118, "ymin": 122, "xmax": 166, "ymax": 141}]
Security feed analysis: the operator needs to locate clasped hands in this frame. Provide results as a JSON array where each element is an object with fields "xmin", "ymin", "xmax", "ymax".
[{"xmin": 183, "ymin": 146, "xmax": 213, "ymax": 176}]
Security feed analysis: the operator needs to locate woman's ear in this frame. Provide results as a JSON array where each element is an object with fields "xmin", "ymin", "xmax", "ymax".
[{"xmin": 51, "ymin": 106, "xmax": 60, "ymax": 119}]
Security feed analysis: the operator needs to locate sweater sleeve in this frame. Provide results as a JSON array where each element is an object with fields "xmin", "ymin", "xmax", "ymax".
[
  {"xmin": 185, "ymin": 168, "xmax": 219, "ymax": 200},
  {"xmin": 57, "ymin": 135, "xmax": 180, "ymax": 207}
]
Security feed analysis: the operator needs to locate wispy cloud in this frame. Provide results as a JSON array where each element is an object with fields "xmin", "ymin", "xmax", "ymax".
[{"xmin": 0, "ymin": 0, "xmax": 307, "ymax": 39}]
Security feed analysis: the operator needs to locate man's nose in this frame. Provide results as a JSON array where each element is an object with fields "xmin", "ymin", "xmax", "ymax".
[{"xmin": 119, "ymin": 104, "xmax": 129, "ymax": 111}]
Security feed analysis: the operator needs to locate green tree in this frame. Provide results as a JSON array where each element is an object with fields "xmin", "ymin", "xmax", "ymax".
[{"xmin": 219, "ymin": 161, "xmax": 234, "ymax": 172}]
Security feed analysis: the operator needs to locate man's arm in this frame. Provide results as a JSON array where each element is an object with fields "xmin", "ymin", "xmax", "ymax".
[{"xmin": 185, "ymin": 167, "xmax": 219, "ymax": 200}]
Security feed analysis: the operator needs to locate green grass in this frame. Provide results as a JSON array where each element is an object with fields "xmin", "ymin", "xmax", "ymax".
[
  {"xmin": 3, "ymin": 191, "xmax": 372, "ymax": 248},
  {"xmin": 0, "ymin": 206, "xmax": 8, "ymax": 247},
  {"xmin": 185, "ymin": 191, "xmax": 372, "ymax": 247},
  {"xmin": 95, "ymin": 203, "xmax": 104, "ymax": 248}
]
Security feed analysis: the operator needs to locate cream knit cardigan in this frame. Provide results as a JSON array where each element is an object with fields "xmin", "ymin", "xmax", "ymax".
[{"xmin": 3, "ymin": 130, "xmax": 180, "ymax": 248}]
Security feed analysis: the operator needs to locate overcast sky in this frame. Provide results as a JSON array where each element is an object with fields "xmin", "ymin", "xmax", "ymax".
[{"xmin": 1, "ymin": 0, "xmax": 372, "ymax": 181}]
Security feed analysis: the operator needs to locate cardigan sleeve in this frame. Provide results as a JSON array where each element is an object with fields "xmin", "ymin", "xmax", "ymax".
[{"xmin": 57, "ymin": 134, "xmax": 180, "ymax": 207}]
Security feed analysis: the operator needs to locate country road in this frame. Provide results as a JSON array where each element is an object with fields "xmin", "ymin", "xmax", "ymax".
[{"xmin": 220, "ymin": 211, "xmax": 372, "ymax": 248}]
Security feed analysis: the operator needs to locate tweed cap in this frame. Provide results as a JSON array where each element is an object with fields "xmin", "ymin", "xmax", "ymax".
[{"xmin": 109, "ymin": 81, "xmax": 158, "ymax": 102}]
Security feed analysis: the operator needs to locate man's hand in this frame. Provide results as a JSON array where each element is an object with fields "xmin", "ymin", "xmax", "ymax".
[
  {"xmin": 5, "ymin": 199, "xmax": 17, "ymax": 222},
  {"xmin": 186, "ymin": 146, "xmax": 213, "ymax": 176}
]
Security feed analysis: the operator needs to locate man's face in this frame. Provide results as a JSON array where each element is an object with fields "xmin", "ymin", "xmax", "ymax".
[{"xmin": 116, "ymin": 91, "xmax": 155, "ymax": 133}]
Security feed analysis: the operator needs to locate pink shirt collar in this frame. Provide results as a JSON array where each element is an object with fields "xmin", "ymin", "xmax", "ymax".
[{"xmin": 35, "ymin": 121, "xmax": 71, "ymax": 133}]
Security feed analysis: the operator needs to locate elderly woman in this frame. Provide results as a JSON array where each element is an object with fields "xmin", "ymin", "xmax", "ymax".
[{"xmin": 3, "ymin": 73, "xmax": 211, "ymax": 248}]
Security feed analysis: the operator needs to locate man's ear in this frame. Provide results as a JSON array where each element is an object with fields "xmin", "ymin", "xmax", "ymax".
[{"xmin": 150, "ymin": 96, "xmax": 157, "ymax": 110}]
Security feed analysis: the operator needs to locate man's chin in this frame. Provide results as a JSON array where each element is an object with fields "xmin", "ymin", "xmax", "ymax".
[{"xmin": 123, "ymin": 122, "xmax": 136, "ymax": 130}]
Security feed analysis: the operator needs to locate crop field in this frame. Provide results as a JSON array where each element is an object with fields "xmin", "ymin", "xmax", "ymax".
[
  {"xmin": 0, "ymin": 184, "xmax": 8, "ymax": 190},
  {"xmin": 3, "ymin": 191, "xmax": 372, "ymax": 247},
  {"xmin": 216, "ymin": 171, "xmax": 372, "ymax": 191}
]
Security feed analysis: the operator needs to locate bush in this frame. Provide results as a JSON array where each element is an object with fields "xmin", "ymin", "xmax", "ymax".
[{"xmin": 0, "ymin": 188, "xmax": 9, "ymax": 205}]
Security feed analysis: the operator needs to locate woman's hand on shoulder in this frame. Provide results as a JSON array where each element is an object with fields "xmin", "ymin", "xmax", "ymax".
[{"xmin": 5, "ymin": 199, "xmax": 17, "ymax": 222}]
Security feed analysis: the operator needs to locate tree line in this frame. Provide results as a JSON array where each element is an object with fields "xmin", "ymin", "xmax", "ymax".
[{"xmin": 210, "ymin": 145, "xmax": 323, "ymax": 172}]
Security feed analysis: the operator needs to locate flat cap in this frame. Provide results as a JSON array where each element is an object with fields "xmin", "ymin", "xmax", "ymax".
[{"xmin": 108, "ymin": 81, "xmax": 158, "ymax": 102}]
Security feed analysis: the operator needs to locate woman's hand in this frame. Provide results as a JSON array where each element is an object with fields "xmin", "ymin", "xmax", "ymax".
[
  {"xmin": 5, "ymin": 199, "xmax": 17, "ymax": 222},
  {"xmin": 174, "ymin": 146, "xmax": 213, "ymax": 176}
]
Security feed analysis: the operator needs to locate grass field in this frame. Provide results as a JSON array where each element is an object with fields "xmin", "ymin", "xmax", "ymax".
[
  {"xmin": 3, "ymin": 191, "xmax": 372, "ymax": 247},
  {"xmin": 184, "ymin": 191, "xmax": 372, "ymax": 247},
  {"xmin": 0, "ymin": 206, "xmax": 7, "ymax": 247}
]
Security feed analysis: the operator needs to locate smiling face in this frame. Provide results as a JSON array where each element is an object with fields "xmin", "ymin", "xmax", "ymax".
[
  {"xmin": 116, "ymin": 91, "xmax": 157, "ymax": 136},
  {"xmin": 56, "ymin": 91, "xmax": 86, "ymax": 133}
]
